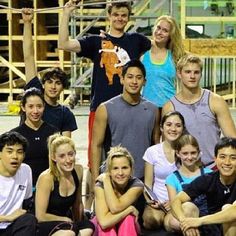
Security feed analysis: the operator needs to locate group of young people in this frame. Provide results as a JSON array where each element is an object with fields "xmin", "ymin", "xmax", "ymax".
[{"xmin": 1, "ymin": 0, "xmax": 236, "ymax": 236}]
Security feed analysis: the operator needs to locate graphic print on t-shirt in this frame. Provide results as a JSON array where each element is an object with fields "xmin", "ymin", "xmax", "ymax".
[{"xmin": 99, "ymin": 40, "xmax": 130, "ymax": 85}]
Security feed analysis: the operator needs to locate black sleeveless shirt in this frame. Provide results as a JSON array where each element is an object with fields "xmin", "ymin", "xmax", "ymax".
[{"xmin": 47, "ymin": 169, "xmax": 79, "ymax": 217}]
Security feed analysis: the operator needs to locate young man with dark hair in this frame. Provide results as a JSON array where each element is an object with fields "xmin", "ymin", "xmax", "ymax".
[
  {"xmin": 0, "ymin": 131, "xmax": 37, "ymax": 236},
  {"xmin": 91, "ymin": 59, "xmax": 160, "ymax": 183},
  {"xmin": 59, "ymin": 0, "xmax": 151, "ymax": 164},
  {"xmin": 171, "ymin": 137, "xmax": 236, "ymax": 236},
  {"xmin": 22, "ymin": 9, "xmax": 77, "ymax": 137}
]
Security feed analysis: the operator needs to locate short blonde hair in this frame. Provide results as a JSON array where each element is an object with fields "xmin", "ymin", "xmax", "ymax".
[
  {"xmin": 177, "ymin": 54, "xmax": 203, "ymax": 72},
  {"xmin": 48, "ymin": 134, "xmax": 76, "ymax": 181},
  {"xmin": 106, "ymin": 145, "xmax": 134, "ymax": 174}
]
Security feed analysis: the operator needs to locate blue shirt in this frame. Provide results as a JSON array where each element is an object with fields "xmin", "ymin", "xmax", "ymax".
[{"xmin": 142, "ymin": 50, "xmax": 176, "ymax": 107}]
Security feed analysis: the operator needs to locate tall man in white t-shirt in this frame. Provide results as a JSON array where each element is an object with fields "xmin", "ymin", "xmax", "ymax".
[{"xmin": 0, "ymin": 131, "xmax": 37, "ymax": 236}]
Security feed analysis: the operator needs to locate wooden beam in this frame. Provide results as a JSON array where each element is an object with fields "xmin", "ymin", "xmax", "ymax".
[
  {"xmin": 186, "ymin": 16, "xmax": 236, "ymax": 23},
  {"xmin": 0, "ymin": 55, "xmax": 26, "ymax": 80}
]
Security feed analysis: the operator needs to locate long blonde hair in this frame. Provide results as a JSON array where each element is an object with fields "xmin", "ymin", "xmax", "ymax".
[
  {"xmin": 154, "ymin": 15, "xmax": 186, "ymax": 64},
  {"xmin": 48, "ymin": 134, "xmax": 76, "ymax": 181}
]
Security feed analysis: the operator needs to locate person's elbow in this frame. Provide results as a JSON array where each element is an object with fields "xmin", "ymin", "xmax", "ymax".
[
  {"xmin": 58, "ymin": 40, "xmax": 68, "ymax": 50},
  {"xmin": 97, "ymin": 216, "xmax": 112, "ymax": 230},
  {"xmin": 35, "ymin": 211, "xmax": 46, "ymax": 222},
  {"xmin": 58, "ymin": 40, "xmax": 80, "ymax": 52}
]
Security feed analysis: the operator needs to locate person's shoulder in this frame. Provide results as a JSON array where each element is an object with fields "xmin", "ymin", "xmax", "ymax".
[
  {"xmin": 18, "ymin": 163, "xmax": 32, "ymax": 175},
  {"xmin": 129, "ymin": 176, "xmax": 144, "ymax": 188},
  {"xmin": 146, "ymin": 143, "xmax": 162, "ymax": 153},
  {"xmin": 24, "ymin": 76, "xmax": 42, "ymax": 90},
  {"xmin": 42, "ymin": 121, "xmax": 59, "ymax": 132},
  {"xmin": 203, "ymin": 167, "xmax": 213, "ymax": 174},
  {"xmin": 126, "ymin": 32, "xmax": 147, "ymax": 38},
  {"xmin": 38, "ymin": 169, "xmax": 53, "ymax": 183},
  {"xmin": 166, "ymin": 171, "xmax": 177, "ymax": 182},
  {"xmin": 104, "ymin": 95, "xmax": 121, "ymax": 105}
]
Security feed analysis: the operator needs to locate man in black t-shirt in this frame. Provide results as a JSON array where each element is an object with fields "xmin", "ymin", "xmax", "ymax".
[{"xmin": 171, "ymin": 137, "xmax": 236, "ymax": 236}]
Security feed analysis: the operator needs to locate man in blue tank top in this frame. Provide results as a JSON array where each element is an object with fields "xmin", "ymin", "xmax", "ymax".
[
  {"xmin": 91, "ymin": 60, "xmax": 160, "ymax": 183},
  {"xmin": 162, "ymin": 54, "xmax": 236, "ymax": 168}
]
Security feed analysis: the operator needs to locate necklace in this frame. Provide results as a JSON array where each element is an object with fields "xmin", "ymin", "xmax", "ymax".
[
  {"xmin": 223, "ymin": 185, "xmax": 231, "ymax": 194},
  {"xmin": 220, "ymin": 177, "xmax": 232, "ymax": 194}
]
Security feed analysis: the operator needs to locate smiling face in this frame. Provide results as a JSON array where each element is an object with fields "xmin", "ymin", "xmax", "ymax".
[
  {"xmin": 22, "ymin": 95, "xmax": 44, "ymax": 124},
  {"xmin": 0, "ymin": 144, "xmax": 25, "ymax": 176},
  {"xmin": 43, "ymin": 77, "xmax": 64, "ymax": 102},
  {"xmin": 108, "ymin": 6, "xmax": 129, "ymax": 33},
  {"xmin": 176, "ymin": 144, "xmax": 200, "ymax": 168},
  {"xmin": 153, "ymin": 19, "xmax": 171, "ymax": 46},
  {"xmin": 177, "ymin": 62, "xmax": 202, "ymax": 89},
  {"xmin": 53, "ymin": 143, "xmax": 76, "ymax": 174},
  {"xmin": 110, "ymin": 156, "xmax": 132, "ymax": 188},
  {"xmin": 215, "ymin": 147, "xmax": 236, "ymax": 183},
  {"xmin": 121, "ymin": 66, "xmax": 145, "ymax": 96},
  {"xmin": 162, "ymin": 114, "xmax": 184, "ymax": 142}
]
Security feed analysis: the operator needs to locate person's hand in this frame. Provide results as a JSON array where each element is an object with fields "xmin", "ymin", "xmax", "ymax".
[
  {"xmin": 129, "ymin": 206, "xmax": 139, "ymax": 221},
  {"xmin": 180, "ymin": 217, "xmax": 202, "ymax": 232},
  {"xmin": 21, "ymin": 8, "xmax": 34, "ymax": 23},
  {"xmin": 64, "ymin": 0, "xmax": 80, "ymax": 14},
  {"xmin": 163, "ymin": 201, "xmax": 171, "ymax": 212},
  {"xmin": 7, "ymin": 209, "xmax": 27, "ymax": 222},
  {"xmin": 99, "ymin": 30, "xmax": 107, "ymax": 39},
  {"xmin": 182, "ymin": 227, "xmax": 201, "ymax": 236},
  {"xmin": 96, "ymin": 173, "xmax": 109, "ymax": 182}
]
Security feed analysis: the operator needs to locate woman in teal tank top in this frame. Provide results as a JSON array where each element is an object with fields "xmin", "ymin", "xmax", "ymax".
[{"xmin": 142, "ymin": 15, "xmax": 185, "ymax": 108}]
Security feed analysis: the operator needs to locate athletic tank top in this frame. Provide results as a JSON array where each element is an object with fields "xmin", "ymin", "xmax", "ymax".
[
  {"xmin": 47, "ymin": 169, "xmax": 79, "ymax": 217},
  {"xmin": 105, "ymin": 95, "xmax": 157, "ymax": 178},
  {"xmin": 170, "ymin": 89, "xmax": 221, "ymax": 165},
  {"xmin": 142, "ymin": 50, "xmax": 176, "ymax": 107}
]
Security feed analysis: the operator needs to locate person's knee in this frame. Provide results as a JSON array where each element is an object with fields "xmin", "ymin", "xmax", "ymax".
[
  {"xmin": 164, "ymin": 213, "xmax": 180, "ymax": 232},
  {"xmin": 143, "ymin": 210, "xmax": 164, "ymax": 229},
  {"xmin": 182, "ymin": 202, "xmax": 199, "ymax": 217},
  {"xmin": 80, "ymin": 228, "xmax": 94, "ymax": 236}
]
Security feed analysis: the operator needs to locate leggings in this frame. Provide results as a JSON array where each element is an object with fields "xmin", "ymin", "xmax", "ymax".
[{"xmin": 92, "ymin": 215, "xmax": 140, "ymax": 236}]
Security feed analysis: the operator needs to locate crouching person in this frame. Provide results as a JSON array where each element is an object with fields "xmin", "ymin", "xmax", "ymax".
[
  {"xmin": 93, "ymin": 146, "xmax": 143, "ymax": 236},
  {"xmin": 35, "ymin": 134, "xmax": 94, "ymax": 236},
  {"xmin": 0, "ymin": 131, "xmax": 37, "ymax": 236},
  {"xmin": 171, "ymin": 137, "xmax": 236, "ymax": 236}
]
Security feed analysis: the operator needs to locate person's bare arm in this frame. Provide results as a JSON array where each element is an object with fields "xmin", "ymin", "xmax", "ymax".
[
  {"xmin": 58, "ymin": 0, "xmax": 81, "ymax": 52},
  {"xmin": 210, "ymin": 93, "xmax": 236, "ymax": 137},
  {"xmin": 90, "ymin": 104, "xmax": 108, "ymax": 184},
  {"xmin": 100, "ymin": 173, "xmax": 143, "ymax": 214},
  {"xmin": 22, "ymin": 8, "xmax": 37, "ymax": 83},
  {"xmin": 72, "ymin": 164, "xmax": 84, "ymax": 221},
  {"xmin": 95, "ymin": 186, "xmax": 139, "ymax": 229},
  {"xmin": 144, "ymin": 162, "xmax": 154, "ymax": 188},
  {"xmin": 171, "ymin": 191, "xmax": 191, "ymax": 221},
  {"xmin": 162, "ymin": 101, "xmax": 174, "ymax": 118},
  {"xmin": 181, "ymin": 203, "xmax": 236, "ymax": 231},
  {"xmin": 35, "ymin": 172, "xmax": 72, "ymax": 222}
]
